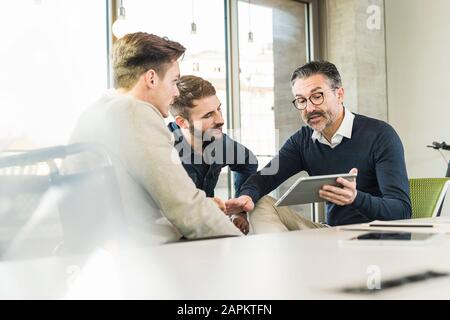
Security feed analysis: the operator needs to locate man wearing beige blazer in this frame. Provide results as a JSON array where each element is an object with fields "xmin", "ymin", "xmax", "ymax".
[{"xmin": 68, "ymin": 33, "xmax": 242, "ymax": 245}]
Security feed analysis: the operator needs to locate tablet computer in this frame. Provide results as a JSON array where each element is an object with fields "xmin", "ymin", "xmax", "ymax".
[{"xmin": 274, "ymin": 173, "xmax": 357, "ymax": 207}]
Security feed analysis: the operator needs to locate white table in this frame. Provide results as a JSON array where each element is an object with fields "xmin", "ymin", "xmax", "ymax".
[{"xmin": 2, "ymin": 218, "xmax": 450, "ymax": 299}]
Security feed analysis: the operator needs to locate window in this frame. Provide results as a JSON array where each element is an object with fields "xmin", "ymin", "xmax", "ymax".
[
  {"xmin": 0, "ymin": 0, "xmax": 108, "ymax": 151},
  {"xmin": 122, "ymin": 0, "xmax": 228, "ymax": 131},
  {"xmin": 238, "ymin": 0, "xmax": 310, "ymax": 171}
]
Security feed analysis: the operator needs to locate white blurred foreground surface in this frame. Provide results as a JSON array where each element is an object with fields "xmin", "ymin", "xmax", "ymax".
[{"xmin": 2, "ymin": 217, "xmax": 450, "ymax": 299}]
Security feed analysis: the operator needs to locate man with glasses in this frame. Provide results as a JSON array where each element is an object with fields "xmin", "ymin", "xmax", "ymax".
[{"xmin": 225, "ymin": 60, "xmax": 411, "ymax": 232}]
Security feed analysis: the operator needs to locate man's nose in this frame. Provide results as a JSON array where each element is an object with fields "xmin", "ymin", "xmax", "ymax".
[
  {"xmin": 173, "ymin": 85, "xmax": 180, "ymax": 97},
  {"xmin": 215, "ymin": 110, "xmax": 224, "ymax": 124},
  {"xmin": 305, "ymin": 101, "xmax": 316, "ymax": 113}
]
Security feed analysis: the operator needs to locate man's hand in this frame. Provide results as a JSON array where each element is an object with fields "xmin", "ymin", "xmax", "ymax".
[
  {"xmin": 210, "ymin": 197, "xmax": 226, "ymax": 213},
  {"xmin": 225, "ymin": 195, "xmax": 255, "ymax": 215},
  {"xmin": 231, "ymin": 212, "xmax": 250, "ymax": 235},
  {"xmin": 319, "ymin": 168, "xmax": 358, "ymax": 206}
]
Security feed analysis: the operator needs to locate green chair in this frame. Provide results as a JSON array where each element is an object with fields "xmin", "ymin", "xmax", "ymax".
[{"xmin": 409, "ymin": 178, "xmax": 450, "ymax": 219}]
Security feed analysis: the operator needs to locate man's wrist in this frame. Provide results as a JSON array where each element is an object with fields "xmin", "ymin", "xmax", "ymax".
[
  {"xmin": 240, "ymin": 195, "xmax": 253, "ymax": 202},
  {"xmin": 237, "ymin": 191, "xmax": 258, "ymax": 204},
  {"xmin": 351, "ymin": 190, "xmax": 364, "ymax": 208}
]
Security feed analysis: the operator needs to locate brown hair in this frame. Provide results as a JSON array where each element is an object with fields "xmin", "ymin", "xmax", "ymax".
[
  {"xmin": 170, "ymin": 75, "xmax": 216, "ymax": 119},
  {"xmin": 113, "ymin": 32, "xmax": 185, "ymax": 89}
]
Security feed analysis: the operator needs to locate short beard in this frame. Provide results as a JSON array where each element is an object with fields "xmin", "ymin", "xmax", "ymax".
[{"xmin": 188, "ymin": 120, "xmax": 203, "ymax": 140}]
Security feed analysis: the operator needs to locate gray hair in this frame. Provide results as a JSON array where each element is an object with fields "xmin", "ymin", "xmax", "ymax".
[{"xmin": 291, "ymin": 60, "xmax": 342, "ymax": 89}]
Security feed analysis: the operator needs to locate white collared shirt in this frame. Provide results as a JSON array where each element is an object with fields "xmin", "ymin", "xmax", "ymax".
[{"xmin": 311, "ymin": 107, "xmax": 355, "ymax": 149}]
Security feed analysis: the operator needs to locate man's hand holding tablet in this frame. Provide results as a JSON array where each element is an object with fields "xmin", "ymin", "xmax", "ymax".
[
  {"xmin": 275, "ymin": 169, "xmax": 358, "ymax": 207},
  {"xmin": 319, "ymin": 168, "xmax": 358, "ymax": 206}
]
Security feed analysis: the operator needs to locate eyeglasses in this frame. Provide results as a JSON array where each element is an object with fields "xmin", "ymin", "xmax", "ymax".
[{"xmin": 291, "ymin": 92, "xmax": 325, "ymax": 110}]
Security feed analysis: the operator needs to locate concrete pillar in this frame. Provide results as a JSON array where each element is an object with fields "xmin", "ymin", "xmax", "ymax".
[{"xmin": 323, "ymin": 0, "xmax": 388, "ymax": 121}]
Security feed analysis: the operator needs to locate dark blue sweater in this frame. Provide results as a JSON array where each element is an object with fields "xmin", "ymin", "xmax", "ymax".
[{"xmin": 237, "ymin": 113, "xmax": 412, "ymax": 226}]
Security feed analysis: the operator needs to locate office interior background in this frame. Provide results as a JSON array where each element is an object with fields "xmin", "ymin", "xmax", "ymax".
[{"xmin": 1, "ymin": 0, "xmax": 450, "ymax": 301}]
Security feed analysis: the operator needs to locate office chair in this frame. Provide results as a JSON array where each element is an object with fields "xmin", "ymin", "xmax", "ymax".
[
  {"xmin": 409, "ymin": 178, "xmax": 450, "ymax": 219},
  {"xmin": 0, "ymin": 143, "xmax": 126, "ymax": 259}
]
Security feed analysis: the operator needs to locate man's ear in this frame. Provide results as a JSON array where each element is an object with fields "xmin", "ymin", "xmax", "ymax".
[
  {"xmin": 175, "ymin": 115, "xmax": 189, "ymax": 129},
  {"xmin": 144, "ymin": 69, "xmax": 158, "ymax": 88},
  {"xmin": 337, "ymin": 87, "xmax": 345, "ymax": 106}
]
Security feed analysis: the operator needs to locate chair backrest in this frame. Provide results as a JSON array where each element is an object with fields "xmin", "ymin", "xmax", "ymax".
[
  {"xmin": 409, "ymin": 178, "xmax": 450, "ymax": 219},
  {"xmin": 0, "ymin": 143, "xmax": 125, "ymax": 258}
]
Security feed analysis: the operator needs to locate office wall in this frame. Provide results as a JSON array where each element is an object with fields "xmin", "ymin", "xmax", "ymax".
[
  {"xmin": 385, "ymin": 0, "xmax": 450, "ymax": 178},
  {"xmin": 322, "ymin": 0, "xmax": 388, "ymax": 121}
]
